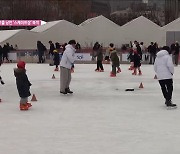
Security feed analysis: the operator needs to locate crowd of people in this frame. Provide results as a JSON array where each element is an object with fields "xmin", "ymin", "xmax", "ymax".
[
  {"xmin": 0, "ymin": 43, "xmax": 17, "ymax": 65},
  {"xmin": 0, "ymin": 39, "xmax": 179, "ymax": 110}
]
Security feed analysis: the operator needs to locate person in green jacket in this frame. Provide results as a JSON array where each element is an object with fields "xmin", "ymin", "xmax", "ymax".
[{"xmin": 109, "ymin": 43, "xmax": 121, "ymax": 77}]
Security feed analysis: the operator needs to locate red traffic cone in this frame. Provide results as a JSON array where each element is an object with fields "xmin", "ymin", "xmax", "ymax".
[
  {"xmin": 154, "ymin": 75, "xmax": 157, "ymax": 79},
  {"xmin": 52, "ymin": 74, "xmax": 55, "ymax": 79},
  {"xmin": 31, "ymin": 94, "xmax": 37, "ymax": 101},
  {"xmin": 139, "ymin": 82, "xmax": 144, "ymax": 88}
]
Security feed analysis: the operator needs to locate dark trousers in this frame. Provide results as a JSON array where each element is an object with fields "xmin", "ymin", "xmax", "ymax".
[
  {"xmin": 38, "ymin": 52, "xmax": 44, "ymax": 63},
  {"xmin": 159, "ymin": 79, "xmax": 173, "ymax": 101},
  {"xmin": 149, "ymin": 53, "xmax": 156, "ymax": 64},
  {"xmin": 174, "ymin": 54, "xmax": 179, "ymax": 65},
  {"xmin": 96, "ymin": 60, "xmax": 104, "ymax": 70},
  {"xmin": 112, "ymin": 65, "xmax": 116, "ymax": 75}
]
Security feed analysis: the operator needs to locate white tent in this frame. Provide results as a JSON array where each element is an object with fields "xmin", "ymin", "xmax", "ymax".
[
  {"xmin": 31, "ymin": 20, "xmax": 60, "ymax": 32},
  {"xmin": 0, "ymin": 29, "xmax": 38, "ymax": 49},
  {"xmin": 79, "ymin": 15, "xmax": 126, "ymax": 47},
  {"xmin": 162, "ymin": 17, "xmax": 180, "ymax": 31},
  {"xmin": 121, "ymin": 16, "xmax": 165, "ymax": 46},
  {"xmin": 31, "ymin": 20, "xmax": 85, "ymax": 48}
]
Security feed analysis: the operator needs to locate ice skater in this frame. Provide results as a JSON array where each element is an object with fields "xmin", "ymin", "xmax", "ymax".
[
  {"xmin": 94, "ymin": 43, "xmax": 104, "ymax": 72},
  {"xmin": 154, "ymin": 46, "xmax": 177, "ymax": 109},
  {"xmin": 132, "ymin": 50, "xmax": 142, "ymax": 75},
  {"xmin": 60, "ymin": 40, "xmax": 76, "ymax": 94},
  {"xmin": 14, "ymin": 61, "xmax": 32, "ymax": 110},
  {"xmin": 53, "ymin": 49, "xmax": 60, "ymax": 71},
  {"xmin": 109, "ymin": 43, "xmax": 121, "ymax": 77}
]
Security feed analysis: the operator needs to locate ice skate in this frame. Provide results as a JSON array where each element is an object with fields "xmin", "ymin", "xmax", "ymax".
[
  {"xmin": 65, "ymin": 88, "xmax": 73, "ymax": 94},
  {"xmin": 60, "ymin": 91, "xmax": 67, "ymax": 95},
  {"xmin": 95, "ymin": 69, "xmax": 99, "ymax": 72},
  {"xmin": 165, "ymin": 100, "xmax": 177, "ymax": 110},
  {"xmin": 132, "ymin": 69, "xmax": 137, "ymax": 75},
  {"xmin": 27, "ymin": 102, "xmax": 32, "ymax": 108},
  {"xmin": 117, "ymin": 68, "xmax": 121, "ymax": 73},
  {"xmin": 99, "ymin": 69, "xmax": 104, "ymax": 72},
  {"xmin": 138, "ymin": 70, "xmax": 142, "ymax": 75},
  {"xmin": 20, "ymin": 104, "xmax": 29, "ymax": 111},
  {"xmin": 110, "ymin": 73, "xmax": 116, "ymax": 77},
  {"xmin": 54, "ymin": 68, "xmax": 59, "ymax": 71},
  {"xmin": 128, "ymin": 66, "xmax": 133, "ymax": 70}
]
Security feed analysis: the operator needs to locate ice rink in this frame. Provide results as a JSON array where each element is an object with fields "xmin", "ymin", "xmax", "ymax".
[{"xmin": 0, "ymin": 63, "xmax": 180, "ymax": 154}]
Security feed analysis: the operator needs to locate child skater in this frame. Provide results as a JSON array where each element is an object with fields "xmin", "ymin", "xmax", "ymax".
[
  {"xmin": 53, "ymin": 49, "xmax": 60, "ymax": 71},
  {"xmin": 14, "ymin": 61, "xmax": 32, "ymax": 110},
  {"xmin": 132, "ymin": 50, "xmax": 142, "ymax": 75},
  {"xmin": 109, "ymin": 43, "xmax": 121, "ymax": 77},
  {"xmin": 127, "ymin": 48, "xmax": 134, "ymax": 70}
]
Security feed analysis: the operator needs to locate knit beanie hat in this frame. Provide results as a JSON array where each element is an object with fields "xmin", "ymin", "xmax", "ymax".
[{"xmin": 17, "ymin": 61, "xmax": 25, "ymax": 69}]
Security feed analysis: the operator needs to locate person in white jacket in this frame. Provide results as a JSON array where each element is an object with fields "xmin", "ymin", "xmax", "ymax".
[
  {"xmin": 60, "ymin": 40, "xmax": 76, "ymax": 94},
  {"xmin": 154, "ymin": 46, "xmax": 176, "ymax": 108}
]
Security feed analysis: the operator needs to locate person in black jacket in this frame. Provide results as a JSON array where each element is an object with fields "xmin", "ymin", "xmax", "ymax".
[
  {"xmin": 37, "ymin": 41, "xmax": 46, "ymax": 63},
  {"xmin": 174, "ymin": 41, "xmax": 179, "ymax": 66},
  {"xmin": 132, "ymin": 50, "xmax": 142, "ymax": 75},
  {"xmin": 48, "ymin": 41, "xmax": 55, "ymax": 66},
  {"xmin": 53, "ymin": 49, "xmax": 60, "ymax": 71},
  {"xmin": 14, "ymin": 61, "xmax": 32, "ymax": 110},
  {"xmin": 94, "ymin": 43, "xmax": 104, "ymax": 72}
]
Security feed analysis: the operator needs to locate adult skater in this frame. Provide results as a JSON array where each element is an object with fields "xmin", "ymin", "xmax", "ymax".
[
  {"xmin": 37, "ymin": 41, "xmax": 46, "ymax": 63},
  {"xmin": 154, "ymin": 46, "xmax": 177, "ymax": 108},
  {"xmin": 48, "ymin": 41, "xmax": 55, "ymax": 66},
  {"xmin": 60, "ymin": 40, "xmax": 76, "ymax": 94}
]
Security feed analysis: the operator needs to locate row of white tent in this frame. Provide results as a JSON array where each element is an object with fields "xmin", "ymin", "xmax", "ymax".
[{"xmin": 0, "ymin": 15, "xmax": 180, "ymax": 49}]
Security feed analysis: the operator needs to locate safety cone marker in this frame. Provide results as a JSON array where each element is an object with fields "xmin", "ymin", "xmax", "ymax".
[
  {"xmin": 31, "ymin": 94, "xmax": 37, "ymax": 101},
  {"xmin": 139, "ymin": 82, "xmax": 144, "ymax": 88}
]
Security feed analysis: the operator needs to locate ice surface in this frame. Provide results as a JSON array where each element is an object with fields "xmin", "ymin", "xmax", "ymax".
[{"xmin": 0, "ymin": 63, "xmax": 180, "ymax": 154}]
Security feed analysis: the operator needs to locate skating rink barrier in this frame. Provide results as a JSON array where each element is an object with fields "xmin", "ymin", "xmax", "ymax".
[{"xmin": 7, "ymin": 49, "xmax": 151, "ymax": 64}]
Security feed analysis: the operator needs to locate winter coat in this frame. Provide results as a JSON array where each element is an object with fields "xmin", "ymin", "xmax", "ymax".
[
  {"xmin": 49, "ymin": 43, "xmax": 55, "ymax": 55},
  {"xmin": 53, "ymin": 50, "xmax": 60, "ymax": 65},
  {"xmin": 14, "ymin": 68, "xmax": 31, "ymax": 98},
  {"xmin": 154, "ymin": 50, "xmax": 174, "ymax": 80},
  {"xmin": 133, "ymin": 52, "xmax": 141, "ymax": 68},
  {"xmin": 96, "ymin": 47, "xmax": 103, "ymax": 61},
  {"xmin": 37, "ymin": 42, "xmax": 46, "ymax": 55},
  {"xmin": 60, "ymin": 44, "xmax": 75, "ymax": 69},
  {"xmin": 110, "ymin": 49, "xmax": 119, "ymax": 67}
]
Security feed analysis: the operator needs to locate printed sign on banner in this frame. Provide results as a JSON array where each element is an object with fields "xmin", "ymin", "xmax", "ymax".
[
  {"xmin": 0, "ymin": 20, "xmax": 42, "ymax": 26},
  {"xmin": 75, "ymin": 53, "xmax": 91, "ymax": 61}
]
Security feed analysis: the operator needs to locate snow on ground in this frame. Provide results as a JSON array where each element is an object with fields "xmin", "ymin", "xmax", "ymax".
[{"xmin": 0, "ymin": 63, "xmax": 180, "ymax": 154}]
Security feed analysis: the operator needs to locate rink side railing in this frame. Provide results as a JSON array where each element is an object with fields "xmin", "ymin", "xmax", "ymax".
[{"xmin": 8, "ymin": 48, "xmax": 151, "ymax": 64}]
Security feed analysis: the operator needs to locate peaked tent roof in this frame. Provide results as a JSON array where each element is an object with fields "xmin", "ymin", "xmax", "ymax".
[
  {"xmin": 78, "ymin": 15, "xmax": 126, "ymax": 47},
  {"xmin": 121, "ymin": 16, "xmax": 165, "ymax": 46},
  {"xmin": 31, "ymin": 20, "xmax": 60, "ymax": 32},
  {"xmin": 162, "ymin": 17, "xmax": 180, "ymax": 31},
  {"xmin": 37, "ymin": 20, "xmax": 85, "ymax": 47},
  {"xmin": 0, "ymin": 29, "xmax": 39, "ymax": 49},
  {"xmin": 0, "ymin": 30, "xmax": 22, "ymax": 43}
]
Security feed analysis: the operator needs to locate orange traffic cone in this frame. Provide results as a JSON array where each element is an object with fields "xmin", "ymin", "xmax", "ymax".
[
  {"xmin": 154, "ymin": 75, "xmax": 157, "ymax": 79},
  {"xmin": 139, "ymin": 82, "xmax": 144, "ymax": 88},
  {"xmin": 31, "ymin": 94, "xmax": 37, "ymax": 101},
  {"xmin": 52, "ymin": 74, "xmax": 55, "ymax": 79}
]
